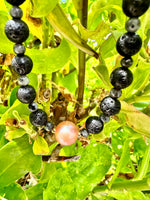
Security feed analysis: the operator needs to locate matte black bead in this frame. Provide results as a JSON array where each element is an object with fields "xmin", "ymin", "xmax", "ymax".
[
  {"xmin": 110, "ymin": 67, "xmax": 133, "ymax": 89},
  {"xmin": 11, "ymin": 55, "xmax": 33, "ymax": 75},
  {"xmin": 5, "ymin": 19, "xmax": 29, "ymax": 43},
  {"xmin": 18, "ymin": 76, "xmax": 29, "ymax": 86},
  {"xmin": 80, "ymin": 129, "xmax": 89, "ymax": 137},
  {"xmin": 116, "ymin": 32, "xmax": 142, "ymax": 57},
  {"xmin": 10, "ymin": 6, "xmax": 23, "ymax": 19},
  {"xmin": 28, "ymin": 102, "xmax": 38, "ymax": 112},
  {"xmin": 30, "ymin": 109, "xmax": 47, "ymax": 127},
  {"xmin": 121, "ymin": 57, "xmax": 133, "ymax": 67},
  {"xmin": 44, "ymin": 121, "xmax": 54, "ymax": 132},
  {"xmin": 13, "ymin": 44, "xmax": 26, "ymax": 55},
  {"xmin": 100, "ymin": 96, "xmax": 121, "ymax": 116},
  {"xmin": 123, "ymin": 0, "xmax": 150, "ymax": 18},
  {"xmin": 125, "ymin": 18, "xmax": 141, "ymax": 33},
  {"xmin": 85, "ymin": 116, "xmax": 104, "ymax": 134},
  {"xmin": 17, "ymin": 85, "xmax": 36, "ymax": 104},
  {"xmin": 100, "ymin": 114, "xmax": 110, "ymax": 123},
  {"xmin": 6, "ymin": 0, "xmax": 25, "ymax": 6},
  {"xmin": 110, "ymin": 88, "xmax": 122, "ymax": 99}
]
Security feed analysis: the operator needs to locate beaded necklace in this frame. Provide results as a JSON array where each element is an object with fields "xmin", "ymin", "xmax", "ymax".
[{"xmin": 4, "ymin": 0, "xmax": 150, "ymax": 145}]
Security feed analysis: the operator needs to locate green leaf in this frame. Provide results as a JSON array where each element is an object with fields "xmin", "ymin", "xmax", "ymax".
[
  {"xmin": 0, "ymin": 134, "xmax": 42, "ymax": 188},
  {"xmin": 124, "ymin": 61, "xmax": 150, "ymax": 99},
  {"xmin": 121, "ymin": 101, "xmax": 150, "ymax": 138},
  {"xmin": 26, "ymin": 39, "xmax": 71, "ymax": 74},
  {"xmin": 43, "ymin": 169, "xmax": 77, "ymax": 200},
  {"xmin": 0, "ymin": 11, "xmax": 13, "ymax": 54},
  {"xmin": 59, "ymin": 140, "xmax": 83, "ymax": 157},
  {"xmin": 0, "ymin": 183, "xmax": 27, "ymax": 200},
  {"xmin": 8, "ymin": 87, "xmax": 19, "ymax": 107},
  {"xmin": 0, "ymin": 105, "xmax": 8, "ymax": 117},
  {"xmin": 5, "ymin": 127, "xmax": 26, "ymax": 141},
  {"xmin": 93, "ymin": 64, "xmax": 112, "ymax": 89},
  {"xmin": 30, "ymin": 0, "xmax": 58, "ymax": 17},
  {"xmin": 40, "ymin": 163, "xmax": 56, "ymax": 183},
  {"xmin": 25, "ymin": 183, "xmax": 46, "ymax": 200},
  {"xmin": 0, "ymin": 125, "xmax": 7, "ymax": 148},
  {"xmin": 0, "ymin": 100, "xmax": 30, "ymax": 125},
  {"xmin": 78, "ymin": 21, "xmax": 111, "ymax": 42},
  {"xmin": 68, "ymin": 141, "xmax": 112, "ymax": 199},
  {"xmin": 33, "ymin": 136, "xmax": 49, "ymax": 155},
  {"xmin": 46, "ymin": 4, "xmax": 98, "ymax": 58}
]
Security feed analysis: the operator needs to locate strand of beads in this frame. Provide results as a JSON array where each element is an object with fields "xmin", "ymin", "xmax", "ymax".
[
  {"xmin": 81, "ymin": 0, "xmax": 150, "ymax": 137},
  {"xmin": 4, "ymin": 0, "xmax": 54, "ymax": 132}
]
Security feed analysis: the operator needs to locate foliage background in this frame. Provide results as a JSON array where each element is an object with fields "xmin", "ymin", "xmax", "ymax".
[{"xmin": 0, "ymin": 0, "xmax": 150, "ymax": 199}]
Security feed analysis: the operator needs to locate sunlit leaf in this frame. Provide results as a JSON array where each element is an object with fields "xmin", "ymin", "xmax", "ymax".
[
  {"xmin": 0, "ymin": 183, "xmax": 27, "ymax": 200},
  {"xmin": 30, "ymin": 0, "xmax": 58, "ymax": 17},
  {"xmin": 33, "ymin": 136, "xmax": 49, "ymax": 155},
  {"xmin": 0, "ymin": 134, "xmax": 42, "ymax": 188},
  {"xmin": 121, "ymin": 101, "xmax": 150, "ymax": 138}
]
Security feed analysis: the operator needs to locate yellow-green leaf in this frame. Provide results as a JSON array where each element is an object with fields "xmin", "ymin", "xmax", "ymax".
[
  {"xmin": 121, "ymin": 101, "xmax": 150, "ymax": 138},
  {"xmin": 47, "ymin": 4, "xmax": 98, "ymax": 58},
  {"xmin": 30, "ymin": 0, "xmax": 58, "ymax": 17},
  {"xmin": 33, "ymin": 136, "xmax": 49, "ymax": 155}
]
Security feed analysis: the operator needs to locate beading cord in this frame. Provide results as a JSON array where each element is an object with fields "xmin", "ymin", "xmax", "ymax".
[
  {"xmin": 4, "ymin": 0, "xmax": 150, "ymax": 140},
  {"xmin": 82, "ymin": 0, "xmax": 150, "ymax": 136},
  {"xmin": 4, "ymin": 0, "xmax": 54, "ymax": 132}
]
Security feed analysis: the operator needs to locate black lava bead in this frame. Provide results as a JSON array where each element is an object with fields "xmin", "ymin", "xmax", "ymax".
[
  {"xmin": 17, "ymin": 85, "xmax": 36, "ymax": 104},
  {"xmin": 11, "ymin": 55, "xmax": 33, "ymax": 75},
  {"xmin": 5, "ymin": 19, "xmax": 29, "ymax": 43},
  {"xmin": 123, "ymin": 0, "xmax": 150, "ymax": 18},
  {"xmin": 6, "ymin": 0, "xmax": 25, "ymax": 6},
  {"xmin": 80, "ymin": 129, "xmax": 89, "ymax": 137},
  {"xmin": 85, "ymin": 116, "xmax": 104, "ymax": 134},
  {"xmin": 116, "ymin": 32, "xmax": 142, "ymax": 57},
  {"xmin": 10, "ymin": 6, "xmax": 23, "ymax": 19},
  {"xmin": 100, "ymin": 96, "xmax": 121, "ymax": 116},
  {"xmin": 110, "ymin": 67, "xmax": 133, "ymax": 89},
  {"xmin": 30, "ymin": 109, "xmax": 47, "ymax": 127},
  {"xmin": 121, "ymin": 57, "xmax": 133, "ymax": 68}
]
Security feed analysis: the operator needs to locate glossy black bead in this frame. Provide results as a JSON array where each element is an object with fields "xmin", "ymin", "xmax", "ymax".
[
  {"xmin": 110, "ymin": 88, "xmax": 122, "ymax": 99},
  {"xmin": 17, "ymin": 85, "xmax": 36, "ymax": 104},
  {"xmin": 6, "ymin": 0, "xmax": 25, "ymax": 6},
  {"xmin": 18, "ymin": 76, "xmax": 29, "ymax": 86},
  {"xmin": 110, "ymin": 67, "xmax": 133, "ymax": 89},
  {"xmin": 10, "ymin": 6, "xmax": 23, "ymax": 19},
  {"xmin": 123, "ymin": 0, "xmax": 150, "ymax": 18},
  {"xmin": 85, "ymin": 116, "xmax": 104, "ymax": 134},
  {"xmin": 28, "ymin": 102, "xmax": 38, "ymax": 112},
  {"xmin": 125, "ymin": 18, "xmax": 141, "ymax": 33},
  {"xmin": 80, "ymin": 129, "xmax": 89, "ymax": 137},
  {"xmin": 11, "ymin": 55, "xmax": 33, "ymax": 75},
  {"xmin": 5, "ymin": 19, "xmax": 29, "ymax": 43},
  {"xmin": 44, "ymin": 121, "xmax": 54, "ymax": 132},
  {"xmin": 100, "ymin": 114, "xmax": 110, "ymax": 123},
  {"xmin": 121, "ymin": 57, "xmax": 133, "ymax": 67},
  {"xmin": 100, "ymin": 96, "xmax": 121, "ymax": 116},
  {"xmin": 30, "ymin": 109, "xmax": 47, "ymax": 127},
  {"xmin": 116, "ymin": 32, "xmax": 142, "ymax": 57},
  {"xmin": 13, "ymin": 44, "xmax": 26, "ymax": 55}
]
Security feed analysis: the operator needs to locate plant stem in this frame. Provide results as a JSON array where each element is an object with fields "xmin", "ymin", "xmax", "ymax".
[
  {"xmin": 77, "ymin": 0, "xmax": 88, "ymax": 105},
  {"xmin": 93, "ymin": 178, "xmax": 150, "ymax": 194},
  {"xmin": 135, "ymin": 144, "xmax": 150, "ymax": 180},
  {"xmin": 108, "ymin": 139, "xmax": 130, "ymax": 188}
]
